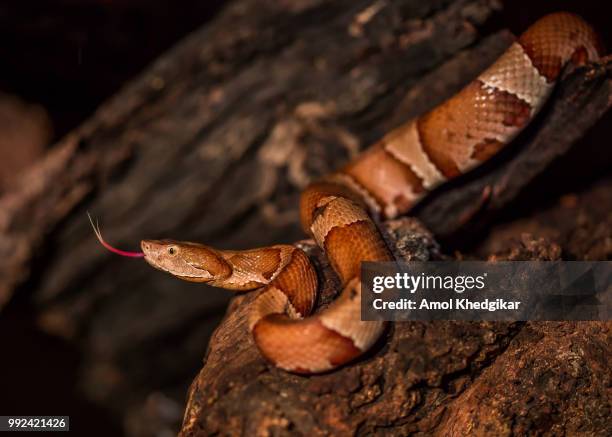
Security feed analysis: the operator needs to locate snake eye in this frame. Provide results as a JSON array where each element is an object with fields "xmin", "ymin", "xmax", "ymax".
[{"xmin": 168, "ymin": 247, "xmax": 176, "ymax": 255}]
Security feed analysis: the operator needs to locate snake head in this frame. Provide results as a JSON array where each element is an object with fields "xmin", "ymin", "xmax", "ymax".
[{"xmin": 141, "ymin": 239, "xmax": 232, "ymax": 282}]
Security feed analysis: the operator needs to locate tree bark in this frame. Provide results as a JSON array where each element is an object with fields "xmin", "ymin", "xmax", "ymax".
[
  {"xmin": 182, "ymin": 217, "xmax": 610, "ymax": 436},
  {"xmin": 0, "ymin": 0, "xmax": 609, "ymax": 435}
]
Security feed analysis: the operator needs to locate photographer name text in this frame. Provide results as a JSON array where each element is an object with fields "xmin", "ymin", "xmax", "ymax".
[{"xmin": 370, "ymin": 273, "xmax": 521, "ymax": 313}]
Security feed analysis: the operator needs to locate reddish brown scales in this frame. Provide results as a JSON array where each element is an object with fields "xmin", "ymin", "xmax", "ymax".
[
  {"xmin": 570, "ymin": 46, "xmax": 589, "ymax": 65},
  {"xmin": 471, "ymin": 139, "xmax": 505, "ymax": 162},
  {"xmin": 323, "ymin": 220, "xmax": 391, "ymax": 284},
  {"xmin": 300, "ymin": 181, "xmax": 365, "ymax": 231},
  {"xmin": 269, "ymin": 249, "xmax": 317, "ymax": 317},
  {"xmin": 518, "ymin": 12, "xmax": 602, "ymax": 82},
  {"xmin": 417, "ymin": 80, "xmax": 532, "ymax": 175},
  {"xmin": 415, "ymin": 120, "xmax": 461, "ymax": 178},
  {"xmin": 341, "ymin": 143, "xmax": 425, "ymax": 217},
  {"xmin": 227, "ymin": 247, "xmax": 281, "ymax": 281},
  {"xmin": 252, "ymin": 314, "xmax": 361, "ymax": 373}
]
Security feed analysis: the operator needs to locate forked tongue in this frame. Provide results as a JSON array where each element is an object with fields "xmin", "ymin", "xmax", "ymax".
[{"xmin": 87, "ymin": 212, "xmax": 144, "ymax": 258}]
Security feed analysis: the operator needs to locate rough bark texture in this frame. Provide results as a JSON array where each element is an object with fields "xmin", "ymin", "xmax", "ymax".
[
  {"xmin": 180, "ymin": 223, "xmax": 612, "ymax": 436},
  {"xmin": 182, "ymin": 181, "xmax": 612, "ymax": 436},
  {"xmin": 0, "ymin": 92, "xmax": 51, "ymax": 192},
  {"xmin": 0, "ymin": 0, "xmax": 610, "ymax": 436}
]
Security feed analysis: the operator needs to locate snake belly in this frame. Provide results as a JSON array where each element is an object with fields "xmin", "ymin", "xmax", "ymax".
[{"xmin": 244, "ymin": 12, "xmax": 601, "ymax": 373}]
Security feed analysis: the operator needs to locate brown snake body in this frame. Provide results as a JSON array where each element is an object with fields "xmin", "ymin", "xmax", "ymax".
[{"xmin": 95, "ymin": 13, "xmax": 602, "ymax": 373}]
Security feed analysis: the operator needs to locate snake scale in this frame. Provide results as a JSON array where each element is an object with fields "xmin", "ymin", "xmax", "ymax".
[{"xmin": 93, "ymin": 13, "xmax": 601, "ymax": 374}]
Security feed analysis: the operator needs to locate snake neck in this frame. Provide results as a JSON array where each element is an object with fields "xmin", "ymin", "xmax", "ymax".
[{"xmin": 209, "ymin": 245, "xmax": 297, "ymax": 291}]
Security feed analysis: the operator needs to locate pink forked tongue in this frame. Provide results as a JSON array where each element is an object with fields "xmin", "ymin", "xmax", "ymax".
[{"xmin": 87, "ymin": 212, "xmax": 144, "ymax": 258}]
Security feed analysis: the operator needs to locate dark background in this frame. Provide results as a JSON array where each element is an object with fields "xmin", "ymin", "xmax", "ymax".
[{"xmin": 0, "ymin": 1, "xmax": 609, "ymax": 435}]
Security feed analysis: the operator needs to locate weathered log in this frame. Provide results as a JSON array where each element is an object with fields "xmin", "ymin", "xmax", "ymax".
[
  {"xmin": 181, "ymin": 213, "xmax": 611, "ymax": 436},
  {"xmin": 415, "ymin": 57, "xmax": 612, "ymax": 240},
  {"xmin": 0, "ymin": 92, "xmax": 51, "ymax": 192},
  {"xmin": 0, "ymin": 0, "xmax": 610, "ymax": 435}
]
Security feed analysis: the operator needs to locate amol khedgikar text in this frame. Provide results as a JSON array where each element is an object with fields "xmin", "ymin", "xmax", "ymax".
[{"xmin": 361, "ymin": 261, "xmax": 611, "ymax": 321}]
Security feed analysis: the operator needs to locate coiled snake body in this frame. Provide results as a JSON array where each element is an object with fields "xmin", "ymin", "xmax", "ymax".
[{"xmin": 98, "ymin": 13, "xmax": 602, "ymax": 374}]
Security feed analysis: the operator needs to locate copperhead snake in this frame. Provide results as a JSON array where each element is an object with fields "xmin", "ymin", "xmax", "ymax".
[{"xmin": 91, "ymin": 13, "xmax": 602, "ymax": 374}]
